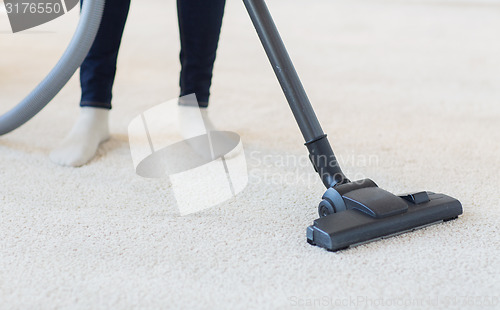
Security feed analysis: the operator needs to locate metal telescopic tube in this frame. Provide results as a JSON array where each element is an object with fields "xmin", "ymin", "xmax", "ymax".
[
  {"xmin": 243, "ymin": 0, "xmax": 324, "ymax": 142},
  {"xmin": 243, "ymin": 0, "xmax": 348, "ymax": 187}
]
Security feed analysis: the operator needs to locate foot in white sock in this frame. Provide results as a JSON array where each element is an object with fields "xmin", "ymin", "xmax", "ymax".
[
  {"xmin": 178, "ymin": 105, "xmax": 215, "ymax": 140},
  {"xmin": 50, "ymin": 107, "xmax": 110, "ymax": 167},
  {"xmin": 178, "ymin": 105, "xmax": 241, "ymax": 160}
]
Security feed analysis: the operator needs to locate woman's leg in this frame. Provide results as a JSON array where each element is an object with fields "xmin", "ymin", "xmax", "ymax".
[
  {"xmin": 177, "ymin": 0, "xmax": 226, "ymax": 107},
  {"xmin": 50, "ymin": 0, "xmax": 130, "ymax": 167},
  {"xmin": 80, "ymin": 0, "xmax": 131, "ymax": 109}
]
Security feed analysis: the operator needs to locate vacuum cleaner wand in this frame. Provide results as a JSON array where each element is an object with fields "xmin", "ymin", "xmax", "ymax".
[
  {"xmin": 243, "ymin": 0, "xmax": 347, "ymax": 189},
  {"xmin": 243, "ymin": 0, "xmax": 462, "ymax": 251}
]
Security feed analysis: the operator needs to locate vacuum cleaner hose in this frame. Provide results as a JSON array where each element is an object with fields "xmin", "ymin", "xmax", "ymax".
[{"xmin": 0, "ymin": 0, "xmax": 105, "ymax": 135}]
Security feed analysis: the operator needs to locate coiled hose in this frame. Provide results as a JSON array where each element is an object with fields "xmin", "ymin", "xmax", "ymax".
[{"xmin": 0, "ymin": 0, "xmax": 105, "ymax": 135}]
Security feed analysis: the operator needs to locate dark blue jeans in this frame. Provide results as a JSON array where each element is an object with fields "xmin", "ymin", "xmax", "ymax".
[{"xmin": 80, "ymin": 0, "xmax": 226, "ymax": 109}]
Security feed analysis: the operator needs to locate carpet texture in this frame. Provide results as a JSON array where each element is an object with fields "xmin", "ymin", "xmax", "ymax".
[{"xmin": 1, "ymin": 0, "xmax": 499, "ymax": 309}]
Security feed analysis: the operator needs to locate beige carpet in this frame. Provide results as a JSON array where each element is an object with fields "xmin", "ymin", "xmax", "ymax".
[{"xmin": 1, "ymin": 0, "xmax": 499, "ymax": 309}]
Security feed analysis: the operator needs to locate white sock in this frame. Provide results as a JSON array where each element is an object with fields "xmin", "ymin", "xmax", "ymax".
[
  {"xmin": 50, "ymin": 107, "xmax": 110, "ymax": 167},
  {"xmin": 178, "ymin": 105, "xmax": 215, "ymax": 140},
  {"xmin": 178, "ymin": 105, "xmax": 241, "ymax": 160},
  {"xmin": 177, "ymin": 105, "xmax": 214, "ymax": 159}
]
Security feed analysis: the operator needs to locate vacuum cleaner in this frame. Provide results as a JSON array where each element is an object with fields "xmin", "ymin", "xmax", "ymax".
[
  {"xmin": 1, "ymin": 0, "xmax": 462, "ymax": 252},
  {"xmin": 242, "ymin": 0, "xmax": 463, "ymax": 251}
]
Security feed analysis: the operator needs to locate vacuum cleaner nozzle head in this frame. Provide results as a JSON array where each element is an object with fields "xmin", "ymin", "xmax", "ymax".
[{"xmin": 307, "ymin": 179, "xmax": 462, "ymax": 251}]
